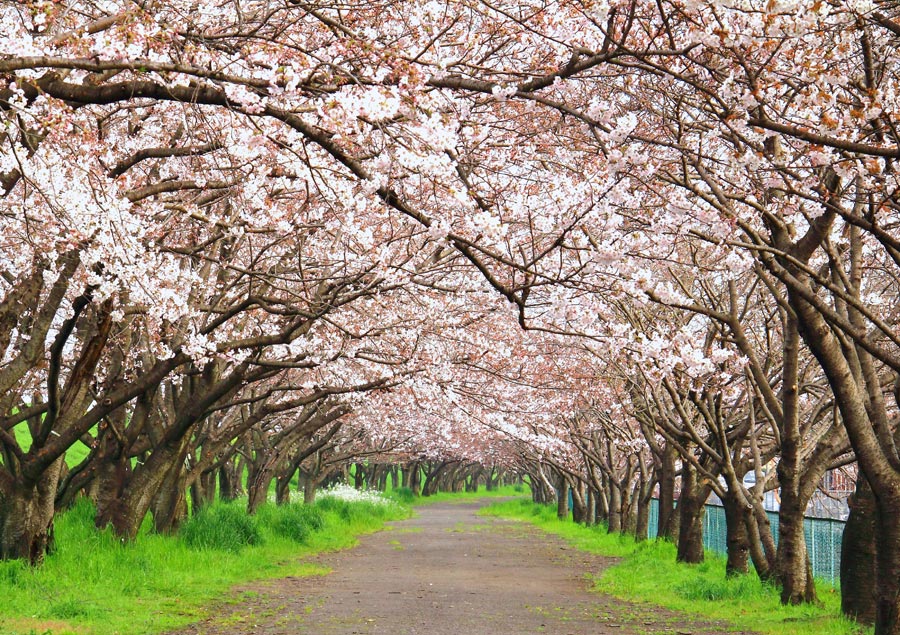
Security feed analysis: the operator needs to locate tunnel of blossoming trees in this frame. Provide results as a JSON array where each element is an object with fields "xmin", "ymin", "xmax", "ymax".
[{"xmin": 3, "ymin": 0, "xmax": 900, "ymax": 632}]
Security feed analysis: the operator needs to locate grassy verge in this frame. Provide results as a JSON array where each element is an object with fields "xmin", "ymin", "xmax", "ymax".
[
  {"xmin": 481, "ymin": 499, "xmax": 868, "ymax": 635},
  {"xmin": 386, "ymin": 483, "xmax": 528, "ymax": 506},
  {"xmin": 0, "ymin": 495, "xmax": 409, "ymax": 635}
]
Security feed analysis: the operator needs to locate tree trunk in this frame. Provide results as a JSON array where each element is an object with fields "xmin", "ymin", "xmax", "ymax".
[
  {"xmin": 635, "ymin": 492, "xmax": 650, "ymax": 541},
  {"xmin": 586, "ymin": 488, "xmax": 597, "ymax": 526},
  {"xmin": 0, "ymin": 457, "xmax": 64, "ymax": 564},
  {"xmin": 151, "ymin": 466, "xmax": 188, "ymax": 535},
  {"xmin": 275, "ymin": 474, "xmax": 292, "ymax": 505},
  {"xmin": 745, "ymin": 494, "xmax": 777, "ymax": 581},
  {"xmin": 776, "ymin": 495, "xmax": 816, "ymax": 603},
  {"xmin": 218, "ymin": 460, "xmax": 242, "ymax": 502},
  {"xmin": 571, "ymin": 482, "xmax": 587, "ymax": 523},
  {"xmin": 303, "ymin": 476, "xmax": 317, "ymax": 504},
  {"xmin": 745, "ymin": 503, "xmax": 775, "ymax": 582},
  {"xmin": 103, "ymin": 447, "xmax": 180, "ymax": 540},
  {"xmin": 676, "ymin": 465, "xmax": 709, "ymax": 564},
  {"xmin": 189, "ymin": 469, "xmax": 216, "ymax": 516},
  {"xmin": 409, "ymin": 462, "xmax": 421, "ymax": 497},
  {"xmin": 657, "ymin": 443, "xmax": 677, "ymax": 540},
  {"xmin": 607, "ymin": 484, "xmax": 622, "ymax": 533},
  {"xmin": 389, "ymin": 465, "xmax": 399, "ymax": 491},
  {"xmin": 875, "ymin": 499, "xmax": 900, "ymax": 635},
  {"xmin": 722, "ymin": 491, "xmax": 751, "ymax": 576},
  {"xmin": 622, "ymin": 482, "xmax": 638, "ymax": 536},
  {"xmin": 247, "ymin": 468, "xmax": 274, "ymax": 513},
  {"xmin": 556, "ymin": 472, "xmax": 569, "ymax": 521},
  {"xmin": 842, "ymin": 473, "xmax": 878, "ymax": 624},
  {"xmin": 93, "ymin": 452, "xmax": 132, "ymax": 529},
  {"xmin": 401, "ymin": 465, "xmax": 411, "ymax": 488}
]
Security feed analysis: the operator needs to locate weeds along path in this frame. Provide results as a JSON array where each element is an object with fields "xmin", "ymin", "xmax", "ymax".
[{"xmin": 171, "ymin": 501, "xmax": 750, "ymax": 635}]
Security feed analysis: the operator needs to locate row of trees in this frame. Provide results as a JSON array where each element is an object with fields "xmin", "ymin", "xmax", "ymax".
[{"xmin": 4, "ymin": 1, "xmax": 900, "ymax": 633}]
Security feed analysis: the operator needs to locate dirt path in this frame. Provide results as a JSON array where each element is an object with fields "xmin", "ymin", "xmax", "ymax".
[{"xmin": 172, "ymin": 501, "xmax": 746, "ymax": 635}]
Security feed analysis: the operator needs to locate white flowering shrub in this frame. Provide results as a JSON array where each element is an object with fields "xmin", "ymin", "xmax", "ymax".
[{"xmin": 318, "ymin": 483, "xmax": 395, "ymax": 506}]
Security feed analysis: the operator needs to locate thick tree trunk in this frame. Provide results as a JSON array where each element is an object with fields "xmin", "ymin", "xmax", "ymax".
[
  {"xmin": 676, "ymin": 465, "xmax": 709, "ymax": 564},
  {"xmin": 556, "ymin": 472, "xmax": 569, "ymax": 521},
  {"xmin": 401, "ymin": 463, "xmax": 412, "ymax": 489},
  {"xmin": 189, "ymin": 469, "xmax": 216, "ymax": 516},
  {"xmin": 104, "ymin": 439, "xmax": 191, "ymax": 540},
  {"xmin": 745, "ymin": 503, "xmax": 775, "ymax": 582},
  {"xmin": 597, "ymin": 481, "xmax": 610, "ymax": 525},
  {"xmin": 247, "ymin": 469, "xmax": 274, "ymax": 513},
  {"xmin": 0, "ymin": 487, "xmax": 55, "ymax": 565},
  {"xmin": 0, "ymin": 457, "xmax": 64, "ymax": 564},
  {"xmin": 722, "ymin": 491, "xmax": 751, "ymax": 576},
  {"xmin": 486, "ymin": 467, "xmax": 497, "ymax": 491},
  {"xmin": 746, "ymin": 497, "xmax": 777, "ymax": 581},
  {"xmin": 409, "ymin": 462, "xmax": 421, "ymax": 497},
  {"xmin": 93, "ymin": 453, "xmax": 132, "ymax": 529},
  {"xmin": 842, "ymin": 469, "xmax": 878, "ymax": 624},
  {"xmin": 635, "ymin": 493, "xmax": 650, "ymax": 542},
  {"xmin": 875, "ymin": 501, "xmax": 900, "ymax": 635},
  {"xmin": 275, "ymin": 474, "xmax": 292, "ymax": 505},
  {"xmin": 571, "ymin": 482, "xmax": 587, "ymax": 523},
  {"xmin": 389, "ymin": 465, "xmax": 399, "ymax": 491},
  {"xmin": 657, "ymin": 443, "xmax": 677, "ymax": 540},
  {"xmin": 622, "ymin": 482, "xmax": 638, "ymax": 536},
  {"xmin": 586, "ymin": 488, "xmax": 597, "ymax": 526},
  {"xmin": 607, "ymin": 484, "xmax": 622, "ymax": 533},
  {"xmin": 303, "ymin": 477, "xmax": 317, "ymax": 504},
  {"xmin": 774, "ymin": 310, "xmax": 818, "ymax": 603},
  {"xmin": 776, "ymin": 496, "xmax": 816, "ymax": 603},
  {"xmin": 151, "ymin": 466, "xmax": 188, "ymax": 535},
  {"xmin": 218, "ymin": 460, "xmax": 242, "ymax": 502}
]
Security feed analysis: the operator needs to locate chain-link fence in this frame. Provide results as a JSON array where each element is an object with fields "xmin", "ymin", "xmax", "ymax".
[{"xmin": 647, "ymin": 499, "xmax": 845, "ymax": 584}]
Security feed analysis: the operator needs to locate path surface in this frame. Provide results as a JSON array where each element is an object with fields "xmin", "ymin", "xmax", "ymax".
[{"xmin": 173, "ymin": 501, "xmax": 744, "ymax": 635}]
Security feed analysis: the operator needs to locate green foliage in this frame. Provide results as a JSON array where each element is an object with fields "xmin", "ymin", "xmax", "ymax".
[
  {"xmin": 388, "ymin": 486, "xmax": 416, "ymax": 504},
  {"xmin": 414, "ymin": 483, "xmax": 530, "ymax": 505},
  {"xmin": 0, "ymin": 496, "xmax": 409, "ymax": 635},
  {"xmin": 315, "ymin": 495, "xmax": 355, "ymax": 520},
  {"xmin": 257, "ymin": 503, "xmax": 326, "ymax": 543},
  {"xmin": 180, "ymin": 503, "xmax": 263, "ymax": 552},
  {"xmin": 481, "ymin": 499, "xmax": 868, "ymax": 635},
  {"xmin": 316, "ymin": 496, "xmax": 394, "ymax": 524},
  {"xmin": 675, "ymin": 572, "xmax": 767, "ymax": 602}
]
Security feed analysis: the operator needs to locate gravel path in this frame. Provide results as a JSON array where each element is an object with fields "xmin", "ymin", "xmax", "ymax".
[{"xmin": 171, "ymin": 500, "xmax": 745, "ymax": 635}]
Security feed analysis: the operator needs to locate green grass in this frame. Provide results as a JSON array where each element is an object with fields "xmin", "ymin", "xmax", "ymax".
[
  {"xmin": 481, "ymin": 499, "xmax": 869, "ymax": 635},
  {"xmin": 0, "ymin": 496, "xmax": 410, "ymax": 635},
  {"xmin": 402, "ymin": 483, "xmax": 528, "ymax": 505}
]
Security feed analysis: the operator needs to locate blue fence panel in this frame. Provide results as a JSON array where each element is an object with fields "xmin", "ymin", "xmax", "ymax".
[{"xmin": 646, "ymin": 499, "xmax": 844, "ymax": 584}]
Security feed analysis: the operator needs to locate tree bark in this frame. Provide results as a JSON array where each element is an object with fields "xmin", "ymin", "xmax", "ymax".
[
  {"xmin": 676, "ymin": 464, "xmax": 709, "ymax": 564},
  {"xmin": 151, "ymin": 463, "xmax": 189, "ymax": 535},
  {"xmin": 0, "ymin": 457, "xmax": 64, "ymax": 565},
  {"xmin": 218, "ymin": 460, "xmax": 243, "ymax": 502},
  {"xmin": 842, "ymin": 475, "xmax": 878, "ymax": 624},
  {"xmin": 657, "ymin": 443, "xmax": 677, "ymax": 540},
  {"xmin": 776, "ymin": 495, "xmax": 816, "ymax": 603},
  {"xmin": 635, "ymin": 494, "xmax": 650, "ymax": 541},
  {"xmin": 875, "ymin": 498, "xmax": 900, "ymax": 635},
  {"xmin": 607, "ymin": 481, "xmax": 622, "ymax": 533},
  {"xmin": 571, "ymin": 481, "xmax": 587, "ymax": 523},
  {"xmin": 556, "ymin": 471, "xmax": 569, "ymax": 521},
  {"xmin": 722, "ymin": 491, "xmax": 751, "ymax": 576},
  {"xmin": 275, "ymin": 473, "xmax": 292, "ymax": 505}
]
